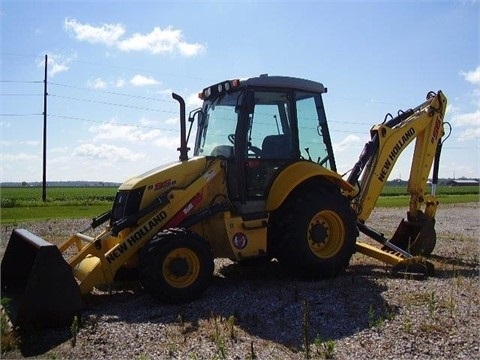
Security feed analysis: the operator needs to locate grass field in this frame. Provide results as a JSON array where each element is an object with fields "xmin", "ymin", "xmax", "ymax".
[
  {"xmin": 0, "ymin": 185, "xmax": 478, "ymax": 224},
  {"xmin": 0, "ymin": 187, "xmax": 116, "ymax": 224}
]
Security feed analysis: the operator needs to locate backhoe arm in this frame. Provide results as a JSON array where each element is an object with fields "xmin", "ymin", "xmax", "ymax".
[
  {"xmin": 348, "ymin": 91, "xmax": 447, "ymax": 223},
  {"xmin": 347, "ymin": 91, "xmax": 447, "ymax": 272}
]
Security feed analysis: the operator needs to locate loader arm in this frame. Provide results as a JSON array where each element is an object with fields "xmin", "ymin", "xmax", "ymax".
[{"xmin": 60, "ymin": 158, "xmax": 227, "ymax": 296}]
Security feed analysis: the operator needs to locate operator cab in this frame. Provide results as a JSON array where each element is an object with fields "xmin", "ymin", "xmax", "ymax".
[{"xmin": 194, "ymin": 74, "xmax": 336, "ymax": 211}]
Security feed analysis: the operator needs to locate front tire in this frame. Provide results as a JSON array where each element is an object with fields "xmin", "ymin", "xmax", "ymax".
[
  {"xmin": 138, "ymin": 228, "xmax": 214, "ymax": 303},
  {"xmin": 270, "ymin": 186, "xmax": 358, "ymax": 279}
]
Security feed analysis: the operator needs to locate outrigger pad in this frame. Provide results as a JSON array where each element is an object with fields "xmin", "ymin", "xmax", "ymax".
[{"xmin": 1, "ymin": 229, "xmax": 83, "ymax": 329}]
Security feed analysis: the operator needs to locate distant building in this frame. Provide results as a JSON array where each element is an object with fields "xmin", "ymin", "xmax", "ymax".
[{"xmin": 446, "ymin": 179, "xmax": 480, "ymax": 187}]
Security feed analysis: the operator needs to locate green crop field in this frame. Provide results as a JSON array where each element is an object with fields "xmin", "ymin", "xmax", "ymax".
[
  {"xmin": 0, "ymin": 185, "xmax": 478, "ymax": 224},
  {"xmin": 377, "ymin": 184, "xmax": 479, "ymax": 206},
  {"xmin": 0, "ymin": 187, "xmax": 117, "ymax": 224}
]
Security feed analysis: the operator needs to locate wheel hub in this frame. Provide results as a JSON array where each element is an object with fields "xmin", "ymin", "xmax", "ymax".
[
  {"xmin": 310, "ymin": 223, "xmax": 328, "ymax": 246},
  {"xmin": 307, "ymin": 210, "xmax": 345, "ymax": 259},
  {"xmin": 169, "ymin": 257, "xmax": 189, "ymax": 277}
]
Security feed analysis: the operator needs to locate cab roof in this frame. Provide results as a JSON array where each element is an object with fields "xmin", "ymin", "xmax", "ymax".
[{"xmin": 240, "ymin": 74, "xmax": 327, "ymax": 93}]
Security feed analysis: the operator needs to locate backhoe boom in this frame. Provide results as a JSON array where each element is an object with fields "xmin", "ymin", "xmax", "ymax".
[{"xmin": 348, "ymin": 90, "xmax": 447, "ymax": 259}]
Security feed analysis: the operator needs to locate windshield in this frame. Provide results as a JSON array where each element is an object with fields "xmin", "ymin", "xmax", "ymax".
[
  {"xmin": 194, "ymin": 91, "xmax": 241, "ymax": 156},
  {"xmin": 194, "ymin": 85, "xmax": 335, "ymax": 171}
]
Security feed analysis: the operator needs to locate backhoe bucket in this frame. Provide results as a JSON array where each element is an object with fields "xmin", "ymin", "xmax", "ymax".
[
  {"xmin": 1, "ymin": 229, "xmax": 82, "ymax": 329},
  {"xmin": 386, "ymin": 217, "xmax": 437, "ymax": 256}
]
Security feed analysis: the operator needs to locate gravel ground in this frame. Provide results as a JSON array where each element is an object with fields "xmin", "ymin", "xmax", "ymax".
[{"xmin": 1, "ymin": 202, "xmax": 479, "ymax": 359}]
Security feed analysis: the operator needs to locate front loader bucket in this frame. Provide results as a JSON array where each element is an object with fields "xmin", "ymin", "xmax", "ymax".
[{"xmin": 1, "ymin": 229, "xmax": 83, "ymax": 329}]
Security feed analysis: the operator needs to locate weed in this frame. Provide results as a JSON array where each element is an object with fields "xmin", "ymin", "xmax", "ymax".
[
  {"xmin": 70, "ymin": 315, "xmax": 79, "ymax": 347},
  {"xmin": 167, "ymin": 341, "xmax": 177, "ymax": 357},
  {"xmin": 402, "ymin": 318, "xmax": 413, "ymax": 334},
  {"xmin": 368, "ymin": 302, "xmax": 395, "ymax": 328},
  {"xmin": 302, "ymin": 299, "xmax": 310, "ymax": 359},
  {"xmin": 367, "ymin": 304, "xmax": 382, "ymax": 328},
  {"xmin": 323, "ymin": 340, "xmax": 335, "ymax": 359},
  {"xmin": 227, "ymin": 315, "xmax": 236, "ymax": 340},
  {"xmin": 244, "ymin": 341, "xmax": 258, "ymax": 360},
  {"xmin": 1, "ymin": 298, "xmax": 19, "ymax": 352},
  {"xmin": 419, "ymin": 322, "xmax": 443, "ymax": 333},
  {"xmin": 212, "ymin": 316, "xmax": 227, "ymax": 359},
  {"xmin": 428, "ymin": 291, "xmax": 436, "ymax": 319},
  {"xmin": 314, "ymin": 334, "xmax": 335, "ymax": 359},
  {"xmin": 188, "ymin": 353, "xmax": 199, "ymax": 360},
  {"xmin": 136, "ymin": 355, "xmax": 151, "ymax": 360}
]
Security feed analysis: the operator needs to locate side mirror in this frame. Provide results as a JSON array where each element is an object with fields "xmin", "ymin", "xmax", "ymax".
[
  {"xmin": 188, "ymin": 108, "xmax": 203, "ymax": 125},
  {"xmin": 187, "ymin": 108, "xmax": 203, "ymax": 143}
]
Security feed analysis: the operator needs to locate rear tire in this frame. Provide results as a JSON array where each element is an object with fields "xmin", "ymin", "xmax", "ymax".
[
  {"xmin": 270, "ymin": 186, "xmax": 358, "ymax": 279},
  {"xmin": 138, "ymin": 228, "xmax": 214, "ymax": 303}
]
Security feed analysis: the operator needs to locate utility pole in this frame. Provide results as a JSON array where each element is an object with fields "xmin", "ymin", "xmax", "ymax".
[{"xmin": 42, "ymin": 54, "xmax": 47, "ymax": 202}]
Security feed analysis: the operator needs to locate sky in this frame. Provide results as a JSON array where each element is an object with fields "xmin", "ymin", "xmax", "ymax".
[{"xmin": 1, "ymin": 0, "xmax": 479, "ymax": 183}]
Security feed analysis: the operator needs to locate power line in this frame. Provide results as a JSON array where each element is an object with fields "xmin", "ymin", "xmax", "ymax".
[
  {"xmin": 0, "ymin": 113, "xmax": 43, "ymax": 116},
  {"xmin": 1, "ymin": 94, "xmax": 43, "ymax": 96},
  {"xmin": 49, "ymin": 82, "xmax": 176, "ymax": 103},
  {"xmin": 49, "ymin": 114, "xmax": 179, "ymax": 132},
  {"xmin": 0, "ymin": 80, "xmax": 43, "ymax": 84},
  {"xmin": 48, "ymin": 93, "xmax": 177, "ymax": 114}
]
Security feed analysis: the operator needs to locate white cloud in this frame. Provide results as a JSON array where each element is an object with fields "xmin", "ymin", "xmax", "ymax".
[
  {"xmin": 164, "ymin": 116, "xmax": 178, "ymax": 125},
  {"xmin": 2, "ymin": 152, "xmax": 40, "ymax": 162},
  {"xmin": 460, "ymin": 66, "xmax": 480, "ymax": 85},
  {"xmin": 130, "ymin": 74, "xmax": 160, "ymax": 86},
  {"xmin": 64, "ymin": 19, "xmax": 205, "ymax": 57},
  {"xmin": 333, "ymin": 134, "xmax": 363, "ymax": 153},
  {"xmin": 451, "ymin": 110, "xmax": 480, "ymax": 127},
  {"xmin": 115, "ymin": 78, "xmax": 126, "ymax": 88},
  {"xmin": 87, "ymin": 77, "xmax": 107, "ymax": 89},
  {"xmin": 73, "ymin": 143, "xmax": 145, "ymax": 162},
  {"xmin": 64, "ymin": 18, "xmax": 125, "ymax": 46},
  {"xmin": 117, "ymin": 26, "xmax": 205, "ymax": 57},
  {"xmin": 0, "ymin": 140, "xmax": 39, "ymax": 147},
  {"xmin": 139, "ymin": 118, "xmax": 159, "ymax": 126},
  {"xmin": 153, "ymin": 135, "xmax": 181, "ymax": 148},
  {"xmin": 456, "ymin": 127, "xmax": 480, "ymax": 140},
  {"xmin": 450, "ymin": 110, "xmax": 480, "ymax": 140},
  {"xmin": 89, "ymin": 122, "xmax": 162, "ymax": 142},
  {"xmin": 447, "ymin": 66, "xmax": 480, "ymax": 141},
  {"xmin": 37, "ymin": 52, "xmax": 77, "ymax": 77},
  {"xmin": 177, "ymin": 41, "xmax": 205, "ymax": 57},
  {"xmin": 186, "ymin": 92, "xmax": 203, "ymax": 109}
]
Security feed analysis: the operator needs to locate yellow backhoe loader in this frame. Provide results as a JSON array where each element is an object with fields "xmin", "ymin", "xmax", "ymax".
[{"xmin": 1, "ymin": 75, "xmax": 448, "ymax": 329}]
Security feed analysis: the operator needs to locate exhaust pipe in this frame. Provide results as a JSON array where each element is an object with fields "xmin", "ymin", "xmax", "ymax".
[{"xmin": 1, "ymin": 229, "xmax": 83, "ymax": 329}]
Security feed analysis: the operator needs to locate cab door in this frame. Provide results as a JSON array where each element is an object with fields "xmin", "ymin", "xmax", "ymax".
[{"xmin": 241, "ymin": 89, "xmax": 296, "ymax": 199}]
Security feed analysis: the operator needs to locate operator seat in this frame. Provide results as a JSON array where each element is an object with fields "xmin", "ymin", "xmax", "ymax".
[
  {"xmin": 211, "ymin": 145, "xmax": 234, "ymax": 158},
  {"xmin": 261, "ymin": 135, "xmax": 292, "ymax": 158}
]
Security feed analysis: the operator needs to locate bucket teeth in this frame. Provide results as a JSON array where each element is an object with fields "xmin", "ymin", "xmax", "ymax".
[{"xmin": 391, "ymin": 258, "xmax": 435, "ymax": 279}]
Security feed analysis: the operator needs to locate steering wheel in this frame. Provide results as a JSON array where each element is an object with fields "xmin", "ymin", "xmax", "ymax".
[
  {"xmin": 248, "ymin": 145, "xmax": 262, "ymax": 157},
  {"xmin": 228, "ymin": 133, "xmax": 261, "ymax": 157},
  {"xmin": 319, "ymin": 154, "xmax": 331, "ymax": 166}
]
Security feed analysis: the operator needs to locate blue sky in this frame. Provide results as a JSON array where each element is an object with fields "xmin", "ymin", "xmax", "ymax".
[{"xmin": 1, "ymin": 0, "xmax": 479, "ymax": 183}]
